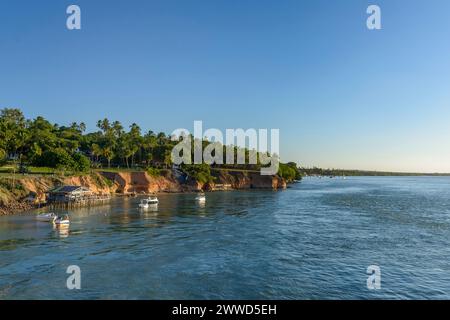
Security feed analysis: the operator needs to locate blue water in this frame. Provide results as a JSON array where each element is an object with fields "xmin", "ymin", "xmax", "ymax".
[{"xmin": 1, "ymin": 176, "xmax": 450, "ymax": 299}]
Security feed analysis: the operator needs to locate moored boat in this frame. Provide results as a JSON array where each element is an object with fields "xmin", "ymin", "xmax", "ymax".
[
  {"xmin": 53, "ymin": 215, "xmax": 70, "ymax": 226},
  {"xmin": 36, "ymin": 212, "xmax": 57, "ymax": 222},
  {"xmin": 139, "ymin": 199, "xmax": 149, "ymax": 209},
  {"xmin": 146, "ymin": 196, "xmax": 159, "ymax": 204},
  {"xmin": 139, "ymin": 198, "xmax": 158, "ymax": 209},
  {"xmin": 195, "ymin": 193, "xmax": 206, "ymax": 202}
]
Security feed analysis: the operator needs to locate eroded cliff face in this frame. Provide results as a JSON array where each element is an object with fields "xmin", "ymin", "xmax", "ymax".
[
  {"xmin": 209, "ymin": 170, "xmax": 287, "ymax": 190},
  {"xmin": 63, "ymin": 175, "xmax": 111, "ymax": 195},
  {"xmin": 100, "ymin": 171, "xmax": 183, "ymax": 194},
  {"xmin": 0, "ymin": 173, "xmax": 112, "ymax": 215},
  {"xmin": 0, "ymin": 170, "xmax": 287, "ymax": 215}
]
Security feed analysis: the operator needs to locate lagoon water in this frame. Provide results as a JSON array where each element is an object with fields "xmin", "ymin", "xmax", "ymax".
[{"xmin": 1, "ymin": 177, "xmax": 450, "ymax": 299}]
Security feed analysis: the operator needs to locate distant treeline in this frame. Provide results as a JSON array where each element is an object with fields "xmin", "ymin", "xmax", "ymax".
[{"xmin": 299, "ymin": 167, "xmax": 450, "ymax": 177}]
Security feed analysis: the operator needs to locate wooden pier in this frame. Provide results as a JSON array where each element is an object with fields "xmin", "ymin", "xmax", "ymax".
[{"xmin": 47, "ymin": 194, "xmax": 112, "ymax": 209}]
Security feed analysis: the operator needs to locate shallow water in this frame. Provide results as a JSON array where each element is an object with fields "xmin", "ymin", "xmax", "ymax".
[{"xmin": 1, "ymin": 176, "xmax": 450, "ymax": 299}]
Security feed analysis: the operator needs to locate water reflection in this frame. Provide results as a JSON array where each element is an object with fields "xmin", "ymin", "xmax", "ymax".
[
  {"xmin": 139, "ymin": 203, "xmax": 159, "ymax": 213},
  {"xmin": 197, "ymin": 200, "xmax": 206, "ymax": 209},
  {"xmin": 52, "ymin": 224, "xmax": 70, "ymax": 238}
]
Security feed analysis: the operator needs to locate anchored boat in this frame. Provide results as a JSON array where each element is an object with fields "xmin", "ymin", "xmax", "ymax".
[
  {"xmin": 139, "ymin": 196, "xmax": 158, "ymax": 209},
  {"xmin": 195, "ymin": 193, "xmax": 206, "ymax": 202},
  {"xmin": 146, "ymin": 196, "xmax": 159, "ymax": 204},
  {"xmin": 36, "ymin": 212, "xmax": 57, "ymax": 222},
  {"xmin": 53, "ymin": 215, "xmax": 70, "ymax": 226}
]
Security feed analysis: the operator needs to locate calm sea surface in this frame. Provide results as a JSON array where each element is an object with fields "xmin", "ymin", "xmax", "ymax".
[{"xmin": 1, "ymin": 177, "xmax": 450, "ymax": 299}]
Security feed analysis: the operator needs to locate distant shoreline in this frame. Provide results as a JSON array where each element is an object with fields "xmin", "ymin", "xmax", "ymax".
[{"xmin": 300, "ymin": 168, "xmax": 450, "ymax": 177}]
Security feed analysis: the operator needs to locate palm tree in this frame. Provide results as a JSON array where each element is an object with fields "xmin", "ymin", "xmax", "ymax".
[
  {"xmin": 97, "ymin": 118, "xmax": 110, "ymax": 133},
  {"xmin": 143, "ymin": 131, "xmax": 157, "ymax": 166},
  {"xmin": 157, "ymin": 132, "xmax": 167, "ymax": 145},
  {"xmin": 112, "ymin": 121, "xmax": 124, "ymax": 138},
  {"xmin": 164, "ymin": 150, "xmax": 172, "ymax": 169},
  {"xmin": 128, "ymin": 123, "xmax": 142, "ymax": 167},
  {"xmin": 91, "ymin": 143, "xmax": 102, "ymax": 163},
  {"xmin": 102, "ymin": 146, "xmax": 114, "ymax": 168}
]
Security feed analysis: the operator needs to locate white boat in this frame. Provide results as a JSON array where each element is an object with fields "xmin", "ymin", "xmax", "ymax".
[
  {"xmin": 195, "ymin": 194, "xmax": 206, "ymax": 202},
  {"xmin": 146, "ymin": 196, "xmax": 159, "ymax": 204},
  {"xmin": 139, "ymin": 198, "xmax": 158, "ymax": 209},
  {"xmin": 53, "ymin": 215, "xmax": 70, "ymax": 226},
  {"xmin": 139, "ymin": 199, "xmax": 149, "ymax": 209},
  {"xmin": 36, "ymin": 212, "xmax": 57, "ymax": 222}
]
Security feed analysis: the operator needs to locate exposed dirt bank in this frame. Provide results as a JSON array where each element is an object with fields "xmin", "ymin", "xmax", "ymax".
[{"xmin": 0, "ymin": 170, "xmax": 287, "ymax": 215}]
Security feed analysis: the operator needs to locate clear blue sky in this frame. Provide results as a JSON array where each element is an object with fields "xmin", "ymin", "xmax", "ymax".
[{"xmin": 1, "ymin": 0, "xmax": 450, "ymax": 172}]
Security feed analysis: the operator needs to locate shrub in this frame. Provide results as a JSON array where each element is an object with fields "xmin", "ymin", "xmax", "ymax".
[
  {"xmin": 146, "ymin": 167, "xmax": 161, "ymax": 177},
  {"xmin": 33, "ymin": 148, "xmax": 74, "ymax": 169},
  {"xmin": 278, "ymin": 163, "xmax": 302, "ymax": 182},
  {"xmin": 0, "ymin": 148, "xmax": 6, "ymax": 166},
  {"xmin": 32, "ymin": 149, "xmax": 90, "ymax": 173},
  {"xmin": 72, "ymin": 153, "xmax": 91, "ymax": 172},
  {"xmin": 181, "ymin": 163, "xmax": 215, "ymax": 184}
]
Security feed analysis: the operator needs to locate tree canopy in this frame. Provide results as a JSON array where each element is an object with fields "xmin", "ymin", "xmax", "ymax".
[{"xmin": 0, "ymin": 108, "xmax": 301, "ymax": 179}]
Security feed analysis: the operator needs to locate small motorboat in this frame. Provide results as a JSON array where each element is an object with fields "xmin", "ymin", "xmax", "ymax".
[
  {"xmin": 36, "ymin": 212, "xmax": 57, "ymax": 222},
  {"xmin": 146, "ymin": 196, "xmax": 159, "ymax": 204},
  {"xmin": 195, "ymin": 193, "xmax": 206, "ymax": 202},
  {"xmin": 53, "ymin": 215, "xmax": 70, "ymax": 226},
  {"xmin": 139, "ymin": 199, "xmax": 149, "ymax": 209},
  {"xmin": 139, "ymin": 198, "xmax": 158, "ymax": 209}
]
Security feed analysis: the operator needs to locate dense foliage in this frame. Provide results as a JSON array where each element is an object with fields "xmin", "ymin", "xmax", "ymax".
[
  {"xmin": 181, "ymin": 163, "xmax": 215, "ymax": 184},
  {"xmin": 0, "ymin": 108, "xmax": 177, "ymax": 173},
  {"xmin": 0, "ymin": 108, "xmax": 302, "ymax": 179},
  {"xmin": 278, "ymin": 162, "xmax": 302, "ymax": 182}
]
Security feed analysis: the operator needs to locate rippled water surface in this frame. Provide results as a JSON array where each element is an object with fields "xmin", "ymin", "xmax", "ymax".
[{"xmin": 1, "ymin": 177, "xmax": 450, "ymax": 299}]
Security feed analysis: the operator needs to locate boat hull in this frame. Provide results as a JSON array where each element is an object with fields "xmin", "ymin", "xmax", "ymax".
[{"xmin": 36, "ymin": 213, "xmax": 56, "ymax": 222}]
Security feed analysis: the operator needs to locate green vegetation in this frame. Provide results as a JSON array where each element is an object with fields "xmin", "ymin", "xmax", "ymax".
[
  {"xmin": 0, "ymin": 108, "xmax": 177, "ymax": 173},
  {"xmin": 146, "ymin": 167, "xmax": 161, "ymax": 177},
  {"xmin": 89, "ymin": 172, "xmax": 114, "ymax": 188},
  {"xmin": 181, "ymin": 163, "xmax": 215, "ymax": 184},
  {"xmin": 0, "ymin": 149, "xmax": 6, "ymax": 166},
  {"xmin": 278, "ymin": 162, "xmax": 302, "ymax": 182},
  {"xmin": 0, "ymin": 165, "xmax": 55, "ymax": 176},
  {"xmin": 0, "ymin": 107, "xmax": 302, "ymax": 181},
  {"xmin": 0, "ymin": 177, "xmax": 28, "ymax": 206}
]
